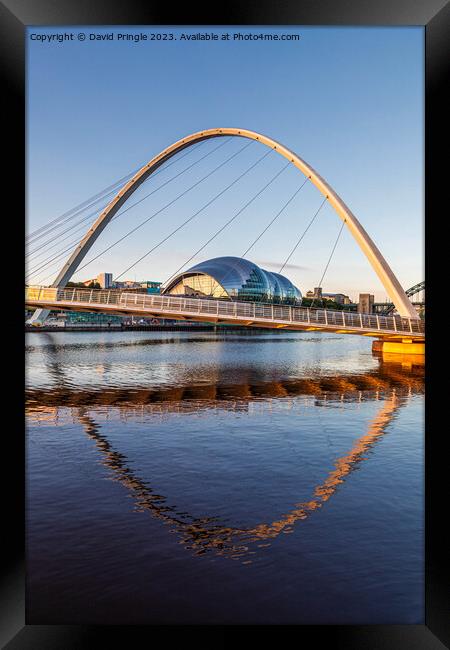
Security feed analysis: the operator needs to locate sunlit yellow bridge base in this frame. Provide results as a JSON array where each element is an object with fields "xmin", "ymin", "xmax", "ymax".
[{"xmin": 372, "ymin": 339, "xmax": 425, "ymax": 356}]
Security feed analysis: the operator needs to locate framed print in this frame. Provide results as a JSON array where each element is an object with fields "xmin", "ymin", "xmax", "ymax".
[{"xmin": 2, "ymin": 0, "xmax": 448, "ymax": 647}]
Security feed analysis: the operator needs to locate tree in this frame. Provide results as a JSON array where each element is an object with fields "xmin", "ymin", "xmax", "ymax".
[{"xmin": 66, "ymin": 281, "xmax": 87, "ymax": 288}]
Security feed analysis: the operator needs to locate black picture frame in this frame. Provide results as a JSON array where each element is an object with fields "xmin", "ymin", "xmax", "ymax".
[{"xmin": 3, "ymin": 1, "xmax": 448, "ymax": 647}]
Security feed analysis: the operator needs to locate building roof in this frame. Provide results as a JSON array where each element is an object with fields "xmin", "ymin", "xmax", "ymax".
[{"xmin": 163, "ymin": 256, "xmax": 302, "ymax": 304}]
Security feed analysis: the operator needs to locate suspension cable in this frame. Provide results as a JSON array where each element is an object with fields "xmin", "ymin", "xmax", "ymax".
[
  {"xmin": 205, "ymin": 176, "xmax": 309, "ymax": 298},
  {"xmin": 278, "ymin": 196, "xmax": 328, "ymax": 274},
  {"xmin": 32, "ymin": 256, "xmax": 79, "ymax": 286},
  {"xmin": 241, "ymin": 177, "xmax": 309, "ymax": 259},
  {"xmin": 27, "ymin": 185, "xmax": 131, "ymax": 248},
  {"xmin": 26, "ymin": 141, "xmax": 206, "ymax": 247},
  {"xmin": 27, "ymin": 202, "xmax": 111, "ymax": 259},
  {"xmin": 27, "ymin": 138, "xmax": 230, "ymax": 263},
  {"xmin": 94, "ymin": 138, "xmax": 231, "ymax": 234},
  {"xmin": 50, "ymin": 141, "xmax": 253, "ymax": 279},
  {"xmin": 71, "ymin": 140, "xmax": 256, "ymax": 280},
  {"xmin": 310, "ymin": 218, "xmax": 347, "ymax": 309},
  {"xmin": 27, "ymin": 233, "xmax": 94, "ymax": 279},
  {"xmin": 200, "ymin": 175, "xmax": 309, "ymax": 297},
  {"xmin": 27, "ymin": 214, "xmax": 108, "ymax": 263},
  {"xmin": 114, "ymin": 146, "xmax": 273, "ymax": 282},
  {"xmin": 163, "ymin": 159, "xmax": 290, "ymax": 288},
  {"xmin": 26, "ymin": 169, "xmax": 139, "ymax": 243}
]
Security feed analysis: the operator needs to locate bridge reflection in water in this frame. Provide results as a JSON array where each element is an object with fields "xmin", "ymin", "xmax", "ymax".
[{"xmin": 26, "ymin": 351, "xmax": 423, "ymax": 562}]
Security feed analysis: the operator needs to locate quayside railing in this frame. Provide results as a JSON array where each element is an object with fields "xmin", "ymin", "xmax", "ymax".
[{"xmin": 25, "ymin": 286, "xmax": 425, "ymax": 336}]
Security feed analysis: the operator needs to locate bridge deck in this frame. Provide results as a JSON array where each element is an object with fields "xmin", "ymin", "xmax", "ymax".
[{"xmin": 26, "ymin": 287, "xmax": 425, "ymax": 340}]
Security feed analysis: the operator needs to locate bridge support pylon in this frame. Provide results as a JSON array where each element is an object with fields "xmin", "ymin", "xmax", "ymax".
[
  {"xmin": 28, "ymin": 307, "xmax": 51, "ymax": 325},
  {"xmin": 372, "ymin": 339, "xmax": 425, "ymax": 356}
]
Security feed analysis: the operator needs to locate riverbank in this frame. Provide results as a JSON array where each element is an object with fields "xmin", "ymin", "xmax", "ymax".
[{"xmin": 25, "ymin": 324, "xmax": 251, "ymax": 332}]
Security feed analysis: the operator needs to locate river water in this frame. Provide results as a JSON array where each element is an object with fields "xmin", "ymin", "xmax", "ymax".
[{"xmin": 25, "ymin": 330, "xmax": 424, "ymax": 624}]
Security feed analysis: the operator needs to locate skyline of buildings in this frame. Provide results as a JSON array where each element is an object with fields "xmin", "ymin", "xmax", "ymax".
[{"xmin": 63, "ymin": 268, "xmax": 403, "ymax": 308}]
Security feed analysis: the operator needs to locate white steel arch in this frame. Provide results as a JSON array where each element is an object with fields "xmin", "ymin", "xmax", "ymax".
[{"xmin": 31, "ymin": 127, "xmax": 418, "ymax": 320}]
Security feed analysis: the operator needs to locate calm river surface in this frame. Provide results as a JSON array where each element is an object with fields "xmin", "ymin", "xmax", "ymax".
[{"xmin": 25, "ymin": 330, "xmax": 424, "ymax": 624}]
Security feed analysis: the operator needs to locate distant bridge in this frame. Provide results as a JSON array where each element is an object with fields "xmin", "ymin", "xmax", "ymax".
[
  {"xmin": 26, "ymin": 286, "xmax": 425, "ymax": 341},
  {"xmin": 375, "ymin": 281, "xmax": 425, "ymax": 316}
]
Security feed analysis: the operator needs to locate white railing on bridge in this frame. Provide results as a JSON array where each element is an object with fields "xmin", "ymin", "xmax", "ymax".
[{"xmin": 25, "ymin": 286, "xmax": 425, "ymax": 337}]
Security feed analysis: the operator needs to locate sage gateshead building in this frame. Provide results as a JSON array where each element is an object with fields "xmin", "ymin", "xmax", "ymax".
[{"xmin": 162, "ymin": 256, "xmax": 302, "ymax": 305}]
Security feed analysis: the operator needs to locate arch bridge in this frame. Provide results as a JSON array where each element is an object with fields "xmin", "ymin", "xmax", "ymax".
[
  {"xmin": 27, "ymin": 128, "xmax": 423, "ymax": 352},
  {"xmin": 25, "ymin": 286, "xmax": 425, "ymax": 349}
]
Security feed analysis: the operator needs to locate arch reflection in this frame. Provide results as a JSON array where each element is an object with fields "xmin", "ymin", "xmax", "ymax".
[
  {"xmin": 26, "ymin": 335, "xmax": 423, "ymax": 561},
  {"xmin": 26, "ymin": 354, "xmax": 423, "ymax": 412},
  {"xmin": 28, "ymin": 389, "xmax": 405, "ymax": 561}
]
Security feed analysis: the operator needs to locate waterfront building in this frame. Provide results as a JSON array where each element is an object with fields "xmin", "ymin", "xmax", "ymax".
[
  {"xmin": 305, "ymin": 289, "xmax": 352, "ymax": 305},
  {"xmin": 306, "ymin": 287, "xmax": 323, "ymax": 300},
  {"xmin": 358, "ymin": 293, "xmax": 375, "ymax": 314},
  {"xmin": 60, "ymin": 311, "xmax": 123, "ymax": 325},
  {"xmin": 162, "ymin": 256, "xmax": 302, "ymax": 305},
  {"xmin": 140, "ymin": 281, "xmax": 162, "ymax": 294},
  {"xmin": 118, "ymin": 287, "xmax": 148, "ymax": 293},
  {"xmin": 113, "ymin": 280, "xmax": 142, "ymax": 289},
  {"xmin": 97, "ymin": 272, "xmax": 113, "ymax": 289},
  {"xmin": 322, "ymin": 293, "xmax": 352, "ymax": 305}
]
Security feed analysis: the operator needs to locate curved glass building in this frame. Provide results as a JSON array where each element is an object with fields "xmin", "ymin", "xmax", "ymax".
[{"xmin": 162, "ymin": 256, "xmax": 302, "ymax": 305}]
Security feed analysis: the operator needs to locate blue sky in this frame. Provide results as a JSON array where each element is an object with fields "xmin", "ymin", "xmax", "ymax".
[{"xmin": 27, "ymin": 26, "xmax": 423, "ymax": 301}]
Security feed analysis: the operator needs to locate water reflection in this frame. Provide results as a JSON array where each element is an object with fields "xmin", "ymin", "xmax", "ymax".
[
  {"xmin": 247, "ymin": 392, "xmax": 401, "ymax": 543},
  {"xmin": 27, "ymin": 390, "xmax": 404, "ymax": 561},
  {"xmin": 26, "ymin": 333, "xmax": 423, "ymax": 561},
  {"xmin": 27, "ymin": 334, "xmax": 423, "ymax": 411},
  {"xmin": 26, "ymin": 372, "xmax": 422, "ymax": 410}
]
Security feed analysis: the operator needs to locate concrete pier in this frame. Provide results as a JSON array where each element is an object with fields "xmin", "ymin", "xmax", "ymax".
[{"xmin": 372, "ymin": 339, "xmax": 425, "ymax": 356}]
